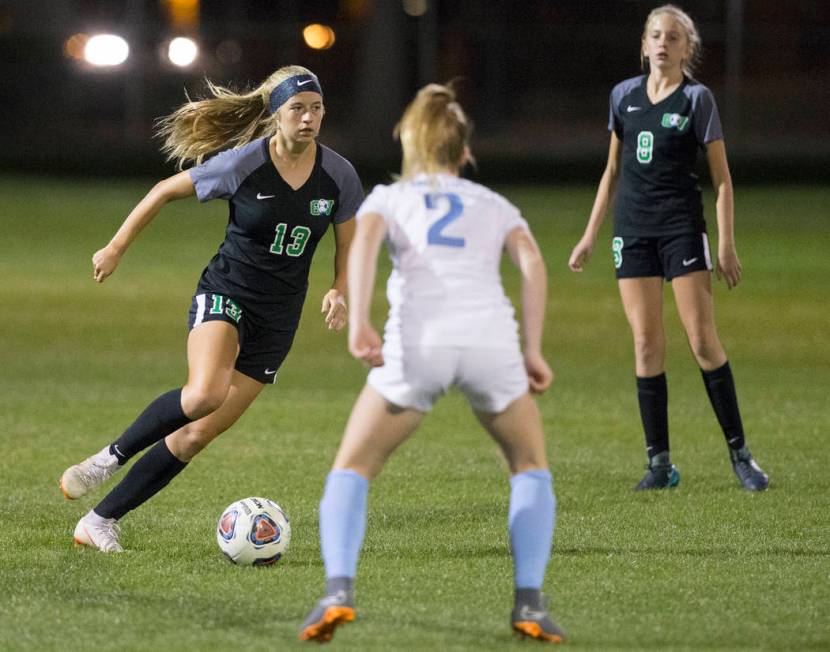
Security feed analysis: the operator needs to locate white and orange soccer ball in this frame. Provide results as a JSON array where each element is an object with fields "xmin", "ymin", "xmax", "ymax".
[{"xmin": 216, "ymin": 496, "xmax": 291, "ymax": 566}]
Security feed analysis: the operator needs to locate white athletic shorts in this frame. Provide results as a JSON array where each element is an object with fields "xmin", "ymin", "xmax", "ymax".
[{"xmin": 367, "ymin": 344, "xmax": 529, "ymax": 413}]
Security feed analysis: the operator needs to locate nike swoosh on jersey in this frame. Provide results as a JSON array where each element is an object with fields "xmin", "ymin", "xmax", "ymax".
[
  {"xmin": 257, "ymin": 192, "xmax": 276, "ymax": 200},
  {"xmin": 627, "ymin": 106, "xmax": 642, "ymax": 112}
]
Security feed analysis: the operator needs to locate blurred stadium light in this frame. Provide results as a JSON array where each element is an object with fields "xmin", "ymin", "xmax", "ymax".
[
  {"xmin": 1, "ymin": 0, "xmax": 828, "ymax": 181},
  {"xmin": 303, "ymin": 24, "xmax": 336, "ymax": 50},
  {"xmin": 402, "ymin": 0, "xmax": 429, "ymax": 18},
  {"xmin": 63, "ymin": 33, "xmax": 88, "ymax": 61},
  {"xmin": 163, "ymin": 0, "xmax": 199, "ymax": 30},
  {"xmin": 167, "ymin": 36, "xmax": 198, "ymax": 67},
  {"xmin": 83, "ymin": 34, "xmax": 129, "ymax": 67}
]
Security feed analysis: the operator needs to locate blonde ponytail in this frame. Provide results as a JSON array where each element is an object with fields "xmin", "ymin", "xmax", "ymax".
[
  {"xmin": 394, "ymin": 83, "xmax": 471, "ymax": 179},
  {"xmin": 156, "ymin": 65, "xmax": 318, "ymax": 169}
]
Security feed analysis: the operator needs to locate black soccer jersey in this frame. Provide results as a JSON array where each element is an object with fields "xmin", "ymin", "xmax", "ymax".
[
  {"xmin": 609, "ymin": 75, "xmax": 723, "ymax": 237},
  {"xmin": 188, "ymin": 138, "xmax": 363, "ymax": 326}
]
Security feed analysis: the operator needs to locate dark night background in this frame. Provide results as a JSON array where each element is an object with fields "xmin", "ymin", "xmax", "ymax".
[{"xmin": 1, "ymin": 0, "xmax": 828, "ymax": 184}]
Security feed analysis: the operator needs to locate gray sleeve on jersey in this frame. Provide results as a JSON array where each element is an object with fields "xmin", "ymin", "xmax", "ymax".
[
  {"xmin": 188, "ymin": 140, "xmax": 267, "ymax": 202},
  {"xmin": 692, "ymin": 86, "xmax": 724, "ymax": 144},
  {"xmin": 608, "ymin": 88, "xmax": 621, "ymax": 135},
  {"xmin": 608, "ymin": 77, "xmax": 645, "ymax": 138},
  {"xmin": 608, "ymin": 81, "xmax": 634, "ymax": 137},
  {"xmin": 321, "ymin": 148, "xmax": 365, "ymax": 224}
]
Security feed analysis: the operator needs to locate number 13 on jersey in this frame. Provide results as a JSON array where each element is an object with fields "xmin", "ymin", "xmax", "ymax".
[{"xmin": 425, "ymin": 192, "xmax": 465, "ymax": 248}]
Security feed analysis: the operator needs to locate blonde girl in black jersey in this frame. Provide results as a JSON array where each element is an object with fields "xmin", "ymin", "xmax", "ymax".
[
  {"xmin": 61, "ymin": 66, "xmax": 363, "ymax": 551},
  {"xmin": 568, "ymin": 5, "xmax": 768, "ymax": 492}
]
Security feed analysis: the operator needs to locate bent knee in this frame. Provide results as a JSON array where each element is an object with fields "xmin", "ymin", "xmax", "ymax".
[
  {"xmin": 169, "ymin": 426, "xmax": 212, "ymax": 461},
  {"xmin": 181, "ymin": 384, "xmax": 229, "ymax": 419},
  {"xmin": 686, "ymin": 332, "xmax": 724, "ymax": 365},
  {"xmin": 632, "ymin": 334, "xmax": 665, "ymax": 366}
]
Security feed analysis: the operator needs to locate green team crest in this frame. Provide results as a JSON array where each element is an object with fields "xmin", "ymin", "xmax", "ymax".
[
  {"xmin": 661, "ymin": 112, "xmax": 689, "ymax": 131},
  {"xmin": 309, "ymin": 198, "xmax": 334, "ymax": 216}
]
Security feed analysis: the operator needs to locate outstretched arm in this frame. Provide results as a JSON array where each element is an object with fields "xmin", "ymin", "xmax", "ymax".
[
  {"xmin": 321, "ymin": 217, "xmax": 356, "ymax": 330},
  {"xmin": 505, "ymin": 225, "xmax": 553, "ymax": 394},
  {"xmin": 347, "ymin": 212, "xmax": 387, "ymax": 366},
  {"xmin": 92, "ymin": 171, "xmax": 195, "ymax": 282},
  {"xmin": 568, "ymin": 132, "xmax": 621, "ymax": 272},
  {"xmin": 706, "ymin": 139, "xmax": 741, "ymax": 289}
]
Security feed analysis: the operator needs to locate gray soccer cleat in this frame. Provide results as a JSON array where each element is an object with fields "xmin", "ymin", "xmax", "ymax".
[
  {"xmin": 634, "ymin": 456, "xmax": 680, "ymax": 490},
  {"xmin": 299, "ymin": 590, "xmax": 355, "ymax": 642},
  {"xmin": 60, "ymin": 446, "xmax": 121, "ymax": 499},
  {"xmin": 729, "ymin": 446, "xmax": 769, "ymax": 491},
  {"xmin": 73, "ymin": 510, "xmax": 124, "ymax": 553},
  {"xmin": 511, "ymin": 596, "xmax": 565, "ymax": 643},
  {"xmin": 635, "ymin": 463, "xmax": 680, "ymax": 490}
]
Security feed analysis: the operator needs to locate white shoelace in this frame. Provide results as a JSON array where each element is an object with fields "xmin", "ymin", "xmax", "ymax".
[{"xmin": 90, "ymin": 519, "xmax": 122, "ymax": 551}]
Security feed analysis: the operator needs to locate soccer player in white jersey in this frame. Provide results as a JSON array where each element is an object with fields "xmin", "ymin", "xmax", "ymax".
[{"xmin": 299, "ymin": 83, "xmax": 564, "ymax": 644}]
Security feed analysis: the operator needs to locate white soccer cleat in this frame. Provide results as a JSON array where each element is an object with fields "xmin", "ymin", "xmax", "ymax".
[
  {"xmin": 73, "ymin": 510, "xmax": 124, "ymax": 553},
  {"xmin": 60, "ymin": 445, "xmax": 121, "ymax": 500}
]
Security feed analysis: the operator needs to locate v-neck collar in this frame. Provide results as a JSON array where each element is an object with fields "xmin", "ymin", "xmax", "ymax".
[
  {"xmin": 264, "ymin": 138, "xmax": 320, "ymax": 192},
  {"xmin": 643, "ymin": 75, "xmax": 687, "ymax": 109}
]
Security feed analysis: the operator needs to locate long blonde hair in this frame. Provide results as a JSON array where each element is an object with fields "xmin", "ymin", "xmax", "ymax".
[
  {"xmin": 394, "ymin": 83, "xmax": 471, "ymax": 179},
  {"xmin": 640, "ymin": 4, "xmax": 702, "ymax": 77},
  {"xmin": 156, "ymin": 65, "xmax": 317, "ymax": 169}
]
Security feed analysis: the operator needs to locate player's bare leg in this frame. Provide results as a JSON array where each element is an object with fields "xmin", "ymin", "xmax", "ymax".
[
  {"xmin": 300, "ymin": 385, "xmax": 423, "ymax": 642},
  {"xmin": 673, "ymin": 272, "xmax": 768, "ymax": 490},
  {"xmin": 60, "ymin": 321, "xmax": 238, "ymax": 501},
  {"xmin": 332, "ymin": 384, "xmax": 424, "ymax": 479},
  {"xmin": 618, "ymin": 277, "xmax": 679, "ymax": 488},
  {"xmin": 166, "ymin": 371, "xmax": 264, "ymax": 462},
  {"xmin": 476, "ymin": 394, "xmax": 565, "ymax": 643},
  {"xmin": 475, "ymin": 392, "xmax": 547, "ymax": 474}
]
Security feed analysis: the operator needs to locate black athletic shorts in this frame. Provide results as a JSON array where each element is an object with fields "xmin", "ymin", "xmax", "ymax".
[
  {"xmin": 612, "ymin": 232, "xmax": 712, "ymax": 280},
  {"xmin": 187, "ymin": 292, "xmax": 298, "ymax": 384}
]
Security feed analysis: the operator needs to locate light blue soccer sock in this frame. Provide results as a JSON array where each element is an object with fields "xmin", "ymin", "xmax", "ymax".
[
  {"xmin": 509, "ymin": 469, "xmax": 555, "ymax": 589},
  {"xmin": 319, "ymin": 469, "xmax": 369, "ymax": 580}
]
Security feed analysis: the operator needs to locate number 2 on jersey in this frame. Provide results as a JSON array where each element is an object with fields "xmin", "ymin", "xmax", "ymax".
[{"xmin": 425, "ymin": 192, "xmax": 465, "ymax": 248}]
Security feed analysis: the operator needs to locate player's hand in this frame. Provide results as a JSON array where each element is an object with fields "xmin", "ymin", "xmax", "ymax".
[
  {"xmin": 321, "ymin": 289, "xmax": 347, "ymax": 330},
  {"xmin": 568, "ymin": 235, "xmax": 595, "ymax": 272},
  {"xmin": 716, "ymin": 245, "xmax": 742, "ymax": 290},
  {"xmin": 349, "ymin": 322, "xmax": 384, "ymax": 367},
  {"xmin": 524, "ymin": 351, "xmax": 554, "ymax": 394},
  {"xmin": 92, "ymin": 245, "xmax": 122, "ymax": 283}
]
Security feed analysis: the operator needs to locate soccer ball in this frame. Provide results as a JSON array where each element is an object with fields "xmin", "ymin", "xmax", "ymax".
[{"xmin": 216, "ymin": 496, "xmax": 291, "ymax": 566}]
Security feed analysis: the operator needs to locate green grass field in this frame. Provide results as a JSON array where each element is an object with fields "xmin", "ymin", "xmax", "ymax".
[{"xmin": 1, "ymin": 176, "xmax": 828, "ymax": 650}]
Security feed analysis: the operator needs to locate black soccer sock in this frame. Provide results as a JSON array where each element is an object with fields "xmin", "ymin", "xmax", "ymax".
[
  {"xmin": 636, "ymin": 373, "xmax": 669, "ymax": 459},
  {"xmin": 701, "ymin": 361, "xmax": 745, "ymax": 450},
  {"xmin": 109, "ymin": 388, "xmax": 192, "ymax": 463},
  {"xmin": 94, "ymin": 440, "xmax": 187, "ymax": 520},
  {"xmin": 515, "ymin": 587, "xmax": 543, "ymax": 609},
  {"xmin": 325, "ymin": 576, "xmax": 354, "ymax": 596}
]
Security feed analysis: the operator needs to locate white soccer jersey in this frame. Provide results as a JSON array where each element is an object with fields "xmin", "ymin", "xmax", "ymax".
[{"xmin": 357, "ymin": 173, "xmax": 529, "ymax": 350}]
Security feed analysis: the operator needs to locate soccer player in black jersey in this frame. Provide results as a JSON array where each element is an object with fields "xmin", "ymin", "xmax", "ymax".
[
  {"xmin": 568, "ymin": 5, "xmax": 769, "ymax": 492},
  {"xmin": 60, "ymin": 65, "xmax": 364, "ymax": 551}
]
